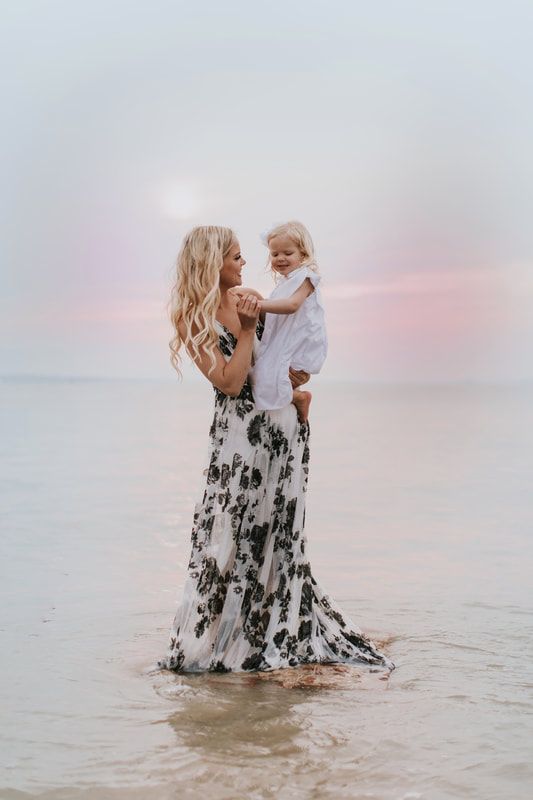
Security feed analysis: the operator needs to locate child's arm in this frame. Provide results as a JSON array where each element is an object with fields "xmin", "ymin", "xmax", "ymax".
[
  {"xmin": 260, "ymin": 278, "xmax": 315, "ymax": 315},
  {"xmin": 230, "ymin": 287, "xmax": 264, "ymax": 300}
]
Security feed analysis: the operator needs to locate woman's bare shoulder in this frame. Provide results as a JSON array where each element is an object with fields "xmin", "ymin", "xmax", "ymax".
[{"xmin": 177, "ymin": 317, "xmax": 204, "ymax": 342}]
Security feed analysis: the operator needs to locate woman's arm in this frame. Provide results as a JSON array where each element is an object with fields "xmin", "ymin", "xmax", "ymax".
[
  {"xmin": 289, "ymin": 368, "xmax": 310, "ymax": 389},
  {"xmin": 180, "ymin": 296, "xmax": 260, "ymax": 397},
  {"xmin": 260, "ymin": 278, "xmax": 314, "ymax": 315}
]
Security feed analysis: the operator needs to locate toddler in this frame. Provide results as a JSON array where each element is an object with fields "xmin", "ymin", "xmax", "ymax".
[{"xmin": 238, "ymin": 221, "xmax": 327, "ymax": 423}]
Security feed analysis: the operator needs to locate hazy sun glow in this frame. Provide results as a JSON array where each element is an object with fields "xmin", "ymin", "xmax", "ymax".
[{"xmin": 159, "ymin": 183, "xmax": 201, "ymax": 221}]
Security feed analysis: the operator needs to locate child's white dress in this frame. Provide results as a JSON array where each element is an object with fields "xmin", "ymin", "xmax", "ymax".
[{"xmin": 250, "ymin": 265, "xmax": 327, "ymax": 410}]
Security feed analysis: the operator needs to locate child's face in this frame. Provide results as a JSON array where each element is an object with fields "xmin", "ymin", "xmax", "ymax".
[{"xmin": 268, "ymin": 234, "xmax": 305, "ymax": 276}]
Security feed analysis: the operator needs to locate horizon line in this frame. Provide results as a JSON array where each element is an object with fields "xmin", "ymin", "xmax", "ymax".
[{"xmin": 2, "ymin": 373, "xmax": 533, "ymax": 387}]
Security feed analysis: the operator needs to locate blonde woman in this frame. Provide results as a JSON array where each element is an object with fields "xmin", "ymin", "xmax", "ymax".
[{"xmin": 157, "ymin": 225, "xmax": 394, "ymax": 675}]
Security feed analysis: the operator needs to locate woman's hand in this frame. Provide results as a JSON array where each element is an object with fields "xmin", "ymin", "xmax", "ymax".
[
  {"xmin": 236, "ymin": 294, "xmax": 260, "ymax": 331},
  {"xmin": 289, "ymin": 368, "xmax": 310, "ymax": 389}
]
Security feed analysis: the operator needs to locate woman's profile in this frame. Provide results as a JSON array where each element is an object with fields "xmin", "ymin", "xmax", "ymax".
[{"xmin": 157, "ymin": 225, "xmax": 394, "ymax": 675}]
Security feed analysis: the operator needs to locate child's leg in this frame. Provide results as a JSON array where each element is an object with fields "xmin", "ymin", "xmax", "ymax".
[{"xmin": 292, "ymin": 388, "xmax": 312, "ymax": 423}]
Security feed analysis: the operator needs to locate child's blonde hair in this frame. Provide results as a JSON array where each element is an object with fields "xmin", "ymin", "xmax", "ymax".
[
  {"xmin": 168, "ymin": 225, "xmax": 235, "ymax": 377},
  {"xmin": 264, "ymin": 220, "xmax": 319, "ymax": 273}
]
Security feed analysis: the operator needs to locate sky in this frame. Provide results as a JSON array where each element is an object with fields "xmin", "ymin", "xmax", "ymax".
[{"xmin": 1, "ymin": 0, "xmax": 533, "ymax": 382}]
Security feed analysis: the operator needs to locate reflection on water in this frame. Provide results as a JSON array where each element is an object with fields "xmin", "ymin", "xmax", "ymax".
[
  {"xmin": 149, "ymin": 667, "xmax": 391, "ymax": 799},
  {"xmin": 156, "ymin": 665, "xmax": 390, "ymax": 763},
  {"xmin": 1, "ymin": 380, "xmax": 533, "ymax": 799},
  {"xmin": 161, "ymin": 674, "xmax": 310, "ymax": 757}
]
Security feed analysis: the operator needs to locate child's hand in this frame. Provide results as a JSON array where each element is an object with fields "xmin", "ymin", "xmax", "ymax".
[{"xmin": 230, "ymin": 287, "xmax": 264, "ymax": 301}]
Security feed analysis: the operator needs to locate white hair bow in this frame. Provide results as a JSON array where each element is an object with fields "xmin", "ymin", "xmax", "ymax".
[{"xmin": 259, "ymin": 221, "xmax": 284, "ymax": 246}]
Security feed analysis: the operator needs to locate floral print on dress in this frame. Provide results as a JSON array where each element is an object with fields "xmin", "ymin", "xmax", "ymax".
[{"xmin": 157, "ymin": 320, "xmax": 394, "ymax": 674}]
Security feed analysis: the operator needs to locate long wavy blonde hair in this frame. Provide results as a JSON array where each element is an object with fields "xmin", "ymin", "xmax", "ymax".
[{"xmin": 169, "ymin": 225, "xmax": 235, "ymax": 376}]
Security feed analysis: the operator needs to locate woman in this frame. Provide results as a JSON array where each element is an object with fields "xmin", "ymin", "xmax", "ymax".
[{"xmin": 157, "ymin": 225, "xmax": 394, "ymax": 674}]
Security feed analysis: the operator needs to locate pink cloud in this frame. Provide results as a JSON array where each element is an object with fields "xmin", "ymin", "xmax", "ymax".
[
  {"xmin": 321, "ymin": 267, "xmax": 515, "ymax": 380},
  {"xmin": 322, "ymin": 268, "xmax": 503, "ymax": 300}
]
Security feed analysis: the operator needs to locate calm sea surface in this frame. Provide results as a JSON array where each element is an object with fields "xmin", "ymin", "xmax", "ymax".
[{"xmin": 1, "ymin": 379, "xmax": 532, "ymax": 799}]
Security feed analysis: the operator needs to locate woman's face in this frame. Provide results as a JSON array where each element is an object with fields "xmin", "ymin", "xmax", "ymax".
[{"xmin": 219, "ymin": 239, "xmax": 246, "ymax": 290}]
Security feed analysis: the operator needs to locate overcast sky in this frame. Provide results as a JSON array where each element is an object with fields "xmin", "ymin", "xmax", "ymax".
[{"xmin": 2, "ymin": 0, "xmax": 533, "ymax": 382}]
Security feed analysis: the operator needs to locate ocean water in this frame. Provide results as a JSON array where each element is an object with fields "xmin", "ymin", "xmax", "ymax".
[{"xmin": 1, "ymin": 378, "xmax": 532, "ymax": 800}]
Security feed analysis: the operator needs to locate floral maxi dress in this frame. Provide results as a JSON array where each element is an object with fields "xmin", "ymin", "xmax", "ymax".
[{"xmin": 157, "ymin": 322, "xmax": 394, "ymax": 674}]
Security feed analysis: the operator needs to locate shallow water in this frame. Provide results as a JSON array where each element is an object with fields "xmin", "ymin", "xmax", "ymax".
[{"xmin": 1, "ymin": 379, "xmax": 532, "ymax": 799}]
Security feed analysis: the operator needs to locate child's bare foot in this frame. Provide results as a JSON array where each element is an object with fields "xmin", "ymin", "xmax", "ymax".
[{"xmin": 292, "ymin": 390, "xmax": 312, "ymax": 423}]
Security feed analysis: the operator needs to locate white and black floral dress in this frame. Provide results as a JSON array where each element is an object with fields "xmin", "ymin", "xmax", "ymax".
[{"xmin": 157, "ymin": 321, "xmax": 394, "ymax": 674}]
